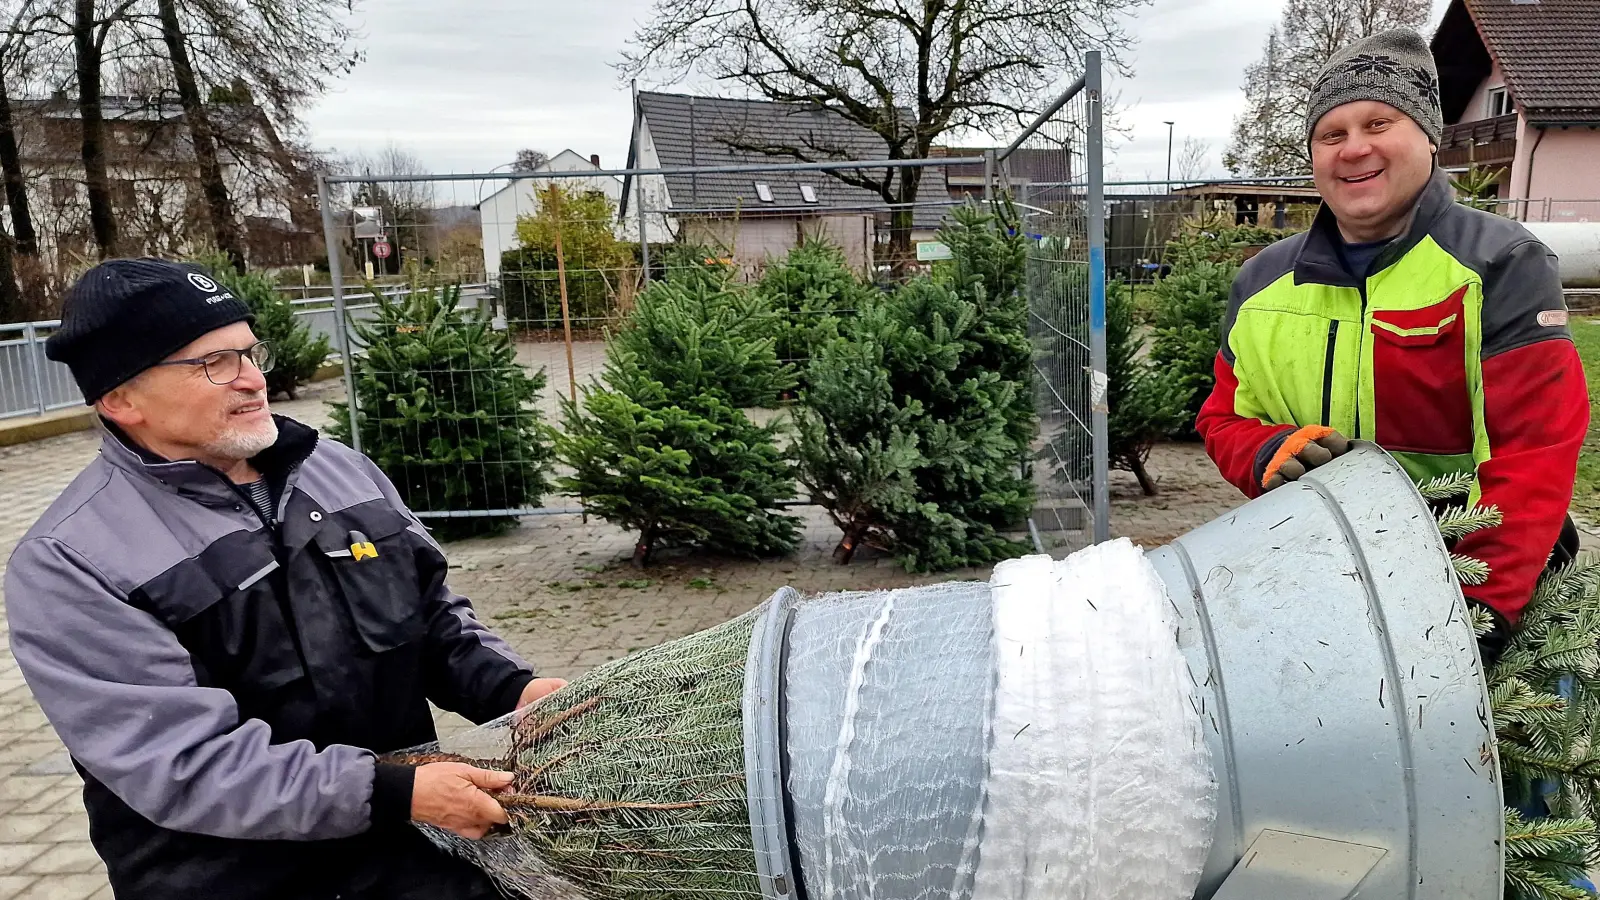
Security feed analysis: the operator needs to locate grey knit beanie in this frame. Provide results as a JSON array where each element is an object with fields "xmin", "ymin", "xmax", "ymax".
[{"xmin": 1306, "ymin": 28, "xmax": 1443, "ymax": 147}]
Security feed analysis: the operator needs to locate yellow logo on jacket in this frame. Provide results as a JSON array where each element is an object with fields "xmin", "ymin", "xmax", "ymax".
[{"xmin": 349, "ymin": 531, "xmax": 378, "ymax": 561}]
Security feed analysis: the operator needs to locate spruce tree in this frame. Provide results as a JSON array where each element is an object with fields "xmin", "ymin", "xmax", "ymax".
[
  {"xmin": 1147, "ymin": 258, "xmax": 1238, "ymax": 436},
  {"xmin": 796, "ymin": 276, "xmax": 1031, "ymax": 572},
  {"xmin": 755, "ymin": 239, "xmax": 866, "ymax": 384},
  {"xmin": 1105, "ymin": 279, "xmax": 1186, "ymax": 494},
  {"xmin": 328, "ymin": 282, "xmax": 554, "ymax": 540},
  {"xmin": 558, "ymin": 273, "xmax": 799, "ymax": 567}
]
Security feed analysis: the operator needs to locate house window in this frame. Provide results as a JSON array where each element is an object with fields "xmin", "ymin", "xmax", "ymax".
[
  {"xmin": 800, "ymin": 185, "xmax": 818, "ymax": 204},
  {"xmin": 754, "ymin": 182, "xmax": 774, "ymax": 203},
  {"xmin": 1487, "ymin": 87, "xmax": 1512, "ymax": 117}
]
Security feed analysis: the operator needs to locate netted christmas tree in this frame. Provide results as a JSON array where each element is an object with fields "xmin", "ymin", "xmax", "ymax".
[
  {"xmin": 1423, "ymin": 473, "xmax": 1600, "ymax": 900},
  {"xmin": 558, "ymin": 270, "xmax": 800, "ymax": 566},
  {"xmin": 328, "ymin": 282, "xmax": 554, "ymax": 540}
]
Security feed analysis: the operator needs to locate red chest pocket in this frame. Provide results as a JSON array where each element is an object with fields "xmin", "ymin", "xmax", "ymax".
[{"xmin": 1371, "ymin": 285, "xmax": 1474, "ymax": 455}]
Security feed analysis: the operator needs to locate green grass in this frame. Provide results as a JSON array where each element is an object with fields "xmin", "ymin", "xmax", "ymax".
[{"xmin": 1568, "ymin": 318, "xmax": 1600, "ymax": 524}]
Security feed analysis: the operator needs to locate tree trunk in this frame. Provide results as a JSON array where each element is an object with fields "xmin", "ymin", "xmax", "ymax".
[
  {"xmin": 885, "ymin": 165, "xmax": 923, "ymax": 275},
  {"xmin": 74, "ymin": 0, "xmax": 118, "ymax": 258},
  {"xmin": 1130, "ymin": 454, "xmax": 1158, "ymax": 496},
  {"xmin": 0, "ymin": 232, "xmax": 20, "ymax": 323},
  {"xmin": 157, "ymin": 0, "xmax": 245, "ymax": 272},
  {"xmin": 832, "ymin": 525, "xmax": 865, "ymax": 566},
  {"xmin": 0, "ymin": 69, "xmax": 44, "ymax": 313}
]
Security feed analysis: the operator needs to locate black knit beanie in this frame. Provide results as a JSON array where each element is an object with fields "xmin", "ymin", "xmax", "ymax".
[{"xmin": 45, "ymin": 258, "xmax": 255, "ymax": 404}]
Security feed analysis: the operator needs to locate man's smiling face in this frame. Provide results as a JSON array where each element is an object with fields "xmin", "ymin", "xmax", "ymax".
[{"xmin": 1311, "ymin": 99, "xmax": 1438, "ymax": 243}]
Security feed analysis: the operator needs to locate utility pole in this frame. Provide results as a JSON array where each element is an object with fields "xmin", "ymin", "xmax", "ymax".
[{"xmin": 1164, "ymin": 121, "xmax": 1175, "ymax": 192}]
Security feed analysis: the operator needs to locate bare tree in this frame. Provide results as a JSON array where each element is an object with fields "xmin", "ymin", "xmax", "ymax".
[
  {"xmin": 343, "ymin": 141, "xmax": 432, "ymax": 271},
  {"xmin": 0, "ymin": 14, "xmax": 42, "ymax": 319},
  {"xmin": 1225, "ymin": 0, "xmax": 1430, "ymax": 176},
  {"xmin": 71, "ymin": 0, "xmax": 142, "ymax": 257},
  {"xmin": 512, "ymin": 148, "xmax": 548, "ymax": 172},
  {"xmin": 1175, "ymin": 136, "xmax": 1212, "ymax": 185},
  {"xmin": 620, "ymin": 0, "xmax": 1147, "ymax": 258}
]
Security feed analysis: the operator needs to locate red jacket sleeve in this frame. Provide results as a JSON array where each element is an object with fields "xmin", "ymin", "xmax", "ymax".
[
  {"xmin": 1197, "ymin": 352, "xmax": 1295, "ymax": 499},
  {"xmin": 1453, "ymin": 340, "xmax": 1587, "ymax": 623}
]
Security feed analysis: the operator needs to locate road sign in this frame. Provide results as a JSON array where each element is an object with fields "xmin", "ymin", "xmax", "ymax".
[
  {"xmin": 372, "ymin": 240, "xmax": 392, "ymax": 260},
  {"xmin": 916, "ymin": 240, "xmax": 952, "ymax": 261}
]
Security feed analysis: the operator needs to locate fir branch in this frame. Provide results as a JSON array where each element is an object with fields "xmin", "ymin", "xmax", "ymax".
[
  {"xmin": 1437, "ymin": 504, "xmax": 1505, "ymax": 541},
  {"xmin": 1418, "ymin": 471, "xmax": 1477, "ymax": 502},
  {"xmin": 1455, "ymin": 554, "xmax": 1492, "ymax": 587}
]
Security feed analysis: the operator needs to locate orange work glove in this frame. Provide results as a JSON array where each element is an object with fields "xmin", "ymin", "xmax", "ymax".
[{"xmin": 1261, "ymin": 425, "xmax": 1352, "ymax": 491}]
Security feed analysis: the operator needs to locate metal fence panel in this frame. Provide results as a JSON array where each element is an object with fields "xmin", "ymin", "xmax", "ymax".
[{"xmin": 999, "ymin": 52, "xmax": 1107, "ymax": 553}]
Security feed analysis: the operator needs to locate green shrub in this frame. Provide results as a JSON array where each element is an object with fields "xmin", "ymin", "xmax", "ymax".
[
  {"xmin": 500, "ymin": 184, "xmax": 633, "ymax": 330},
  {"xmin": 755, "ymin": 240, "xmax": 867, "ymax": 380},
  {"xmin": 1105, "ymin": 279, "xmax": 1187, "ymax": 492},
  {"xmin": 328, "ymin": 282, "xmax": 554, "ymax": 540}
]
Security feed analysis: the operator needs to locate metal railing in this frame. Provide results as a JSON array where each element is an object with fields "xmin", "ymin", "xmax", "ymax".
[{"xmin": 0, "ymin": 321, "xmax": 83, "ymax": 421}]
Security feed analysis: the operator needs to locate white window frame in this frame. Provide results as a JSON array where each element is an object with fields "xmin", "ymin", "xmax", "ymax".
[
  {"xmin": 754, "ymin": 182, "xmax": 774, "ymax": 203},
  {"xmin": 1487, "ymin": 86, "xmax": 1512, "ymax": 118}
]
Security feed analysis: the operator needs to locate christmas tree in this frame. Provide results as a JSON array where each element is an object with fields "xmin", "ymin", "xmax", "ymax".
[
  {"xmin": 796, "ymin": 275, "xmax": 1032, "ymax": 572},
  {"xmin": 1105, "ymin": 279, "xmax": 1187, "ymax": 495},
  {"xmin": 1424, "ymin": 473, "xmax": 1600, "ymax": 900},
  {"xmin": 754, "ymin": 239, "xmax": 865, "ymax": 384},
  {"xmin": 558, "ymin": 272, "xmax": 800, "ymax": 567},
  {"xmin": 328, "ymin": 282, "xmax": 554, "ymax": 540}
]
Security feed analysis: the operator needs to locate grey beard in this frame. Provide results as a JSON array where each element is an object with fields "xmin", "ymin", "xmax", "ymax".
[{"xmin": 208, "ymin": 415, "xmax": 279, "ymax": 461}]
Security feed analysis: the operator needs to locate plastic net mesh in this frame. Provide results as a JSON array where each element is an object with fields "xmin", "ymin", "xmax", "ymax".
[{"xmin": 392, "ymin": 606, "xmax": 763, "ymax": 900}]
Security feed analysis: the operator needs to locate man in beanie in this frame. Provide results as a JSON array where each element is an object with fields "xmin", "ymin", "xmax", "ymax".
[
  {"xmin": 5, "ymin": 258, "xmax": 566, "ymax": 898},
  {"xmin": 1197, "ymin": 29, "xmax": 1588, "ymax": 663}
]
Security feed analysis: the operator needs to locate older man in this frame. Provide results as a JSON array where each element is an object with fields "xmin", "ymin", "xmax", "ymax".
[
  {"xmin": 5, "ymin": 259, "xmax": 565, "ymax": 898},
  {"xmin": 1196, "ymin": 29, "xmax": 1588, "ymax": 662}
]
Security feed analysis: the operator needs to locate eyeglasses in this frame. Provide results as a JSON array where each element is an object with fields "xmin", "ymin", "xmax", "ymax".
[{"xmin": 151, "ymin": 341, "xmax": 275, "ymax": 385}]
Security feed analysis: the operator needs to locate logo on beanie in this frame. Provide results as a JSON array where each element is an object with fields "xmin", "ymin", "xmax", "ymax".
[{"xmin": 188, "ymin": 272, "xmax": 219, "ymax": 293}]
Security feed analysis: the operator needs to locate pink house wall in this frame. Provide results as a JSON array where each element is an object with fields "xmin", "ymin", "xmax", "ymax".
[
  {"xmin": 1509, "ymin": 117, "xmax": 1600, "ymax": 216},
  {"xmin": 1462, "ymin": 62, "xmax": 1508, "ymax": 124}
]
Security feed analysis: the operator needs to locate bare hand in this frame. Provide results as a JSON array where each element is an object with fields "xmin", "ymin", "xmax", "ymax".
[
  {"xmin": 517, "ymin": 677, "xmax": 568, "ymax": 710},
  {"xmin": 411, "ymin": 762, "xmax": 513, "ymax": 839}
]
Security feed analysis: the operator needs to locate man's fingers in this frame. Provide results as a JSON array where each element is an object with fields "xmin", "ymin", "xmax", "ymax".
[
  {"xmin": 1316, "ymin": 432, "xmax": 1352, "ymax": 456},
  {"xmin": 1277, "ymin": 458, "xmax": 1307, "ymax": 482},
  {"xmin": 462, "ymin": 767, "xmax": 515, "ymax": 791},
  {"xmin": 1297, "ymin": 442, "xmax": 1333, "ymax": 468},
  {"xmin": 477, "ymin": 792, "xmax": 509, "ymax": 827}
]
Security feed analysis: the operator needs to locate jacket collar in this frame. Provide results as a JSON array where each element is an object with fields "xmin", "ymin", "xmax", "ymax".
[
  {"xmin": 1293, "ymin": 166, "xmax": 1455, "ymax": 288},
  {"xmin": 99, "ymin": 415, "xmax": 320, "ymax": 508}
]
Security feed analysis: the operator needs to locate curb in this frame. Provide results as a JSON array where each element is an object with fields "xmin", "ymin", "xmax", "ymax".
[{"xmin": 0, "ymin": 407, "xmax": 96, "ymax": 447}]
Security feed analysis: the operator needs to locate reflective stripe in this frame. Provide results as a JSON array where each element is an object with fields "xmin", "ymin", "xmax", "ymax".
[
  {"xmin": 324, "ymin": 549, "xmax": 352, "ymax": 559},
  {"xmin": 1370, "ymin": 313, "xmax": 1459, "ymax": 338},
  {"xmin": 236, "ymin": 561, "xmax": 279, "ymax": 591}
]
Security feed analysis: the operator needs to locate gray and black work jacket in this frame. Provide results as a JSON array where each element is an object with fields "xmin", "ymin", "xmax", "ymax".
[{"xmin": 4, "ymin": 416, "xmax": 534, "ymax": 898}]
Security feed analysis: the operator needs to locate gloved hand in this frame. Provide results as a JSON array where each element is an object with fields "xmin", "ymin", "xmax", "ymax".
[
  {"xmin": 1467, "ymin": 598, "xmax": 1510, "ymax": 670},
  {"xmin": 1259, "ymin": 426, "xmax": 1352, "ymax": 491}
]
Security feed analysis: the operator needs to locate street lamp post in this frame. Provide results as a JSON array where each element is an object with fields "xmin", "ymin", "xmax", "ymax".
[{"xmin": 1163, "ymin": 121, "xmax": 1175, "ymax": 193}]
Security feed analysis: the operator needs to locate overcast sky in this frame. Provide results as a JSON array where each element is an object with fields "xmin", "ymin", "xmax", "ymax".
[{"xmin": 300, "ymin": 0, "xmax": 1449, "ymax": 188}]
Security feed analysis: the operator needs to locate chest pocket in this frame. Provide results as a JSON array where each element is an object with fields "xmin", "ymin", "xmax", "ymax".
[
  {"xmin": 140, "ymin": 548, "xmax": 306, "ymax": 695},
  {"xmin": 313, "ymin": 509, "xmax": 427, "ymax": 653},
  {"xmin": 1370, "ymin": 284, "xmax": 1474, "ymax": 456}
]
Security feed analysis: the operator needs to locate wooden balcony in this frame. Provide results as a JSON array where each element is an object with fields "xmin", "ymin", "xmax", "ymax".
[{"xmin": 1437, "ymin": 113, "xmax": 1518, "ymax": 169}]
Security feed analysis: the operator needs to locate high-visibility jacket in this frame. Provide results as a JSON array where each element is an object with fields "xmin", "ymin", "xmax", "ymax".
[{"xmin": 1196, "ymin": 168, "xmax": 1588, "ymax": 623}]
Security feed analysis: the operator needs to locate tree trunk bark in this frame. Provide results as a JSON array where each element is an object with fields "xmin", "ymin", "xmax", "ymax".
[
  {"xmin": 157, "ymin": 0, "xmax": 244, "ymax": 272},
  {"xmin": 1131, "ymin": 454, "xmax": 1158, "ymax": 496},
  {"xmin": 885, "ymin": 165, "xmax": 923, "ymax": 276},
  {"xmin": 832, "ymin": 525, "xmax": 865, "ymax": 566},
  {"xmin": 74, "ymin": 0, "xmax": 118, "ymax": 259},
  {"xmin": 0, "ymin": 232, "xmax": 20, "ymax": 323},
  {"xmin": 0, "ymin": 70, "xmax": 44, "ymax": 314}
]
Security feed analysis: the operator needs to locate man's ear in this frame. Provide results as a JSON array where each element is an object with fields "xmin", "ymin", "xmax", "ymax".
[{"xmin": 96, "ymin": 380, "xmax": 145, "ymax": 429}]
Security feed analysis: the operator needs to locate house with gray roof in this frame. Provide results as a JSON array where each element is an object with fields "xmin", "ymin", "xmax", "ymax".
[{"xmin": 621, "ymin": 91, "xmax": 953, "ymax": 277}]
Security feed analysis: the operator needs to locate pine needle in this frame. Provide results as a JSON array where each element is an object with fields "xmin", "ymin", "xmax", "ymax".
[
  {"xmin": 1455, "ymin": 554, "xmax": 1492, "ymax": 586},
  {"xmin": 1418, "ymin": 472, "xmax": 1477, "ymax": 502},
  {"xmin": 1437, "ymin": 503, "xmax": 1505, "ymax": 541}
]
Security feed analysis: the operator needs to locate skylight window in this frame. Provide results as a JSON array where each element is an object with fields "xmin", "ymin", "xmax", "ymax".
[
  {"xmin": 755, "ymin": 183, "xmax": 775, "ymax": 202},
  {"xmin": 800, "ymin": 185, "xmax": 819, "ymax": 203}
]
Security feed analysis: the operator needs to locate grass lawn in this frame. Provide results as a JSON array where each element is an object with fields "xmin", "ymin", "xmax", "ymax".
[{"xmin": 1568, "ymin": 318, "xmax": 1600, "ymax": 524}]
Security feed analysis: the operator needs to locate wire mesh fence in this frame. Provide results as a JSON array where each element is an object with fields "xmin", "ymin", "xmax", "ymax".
[{"xmin": 997, "ymin": 51, "xmax": 1107, "ymax": 552}]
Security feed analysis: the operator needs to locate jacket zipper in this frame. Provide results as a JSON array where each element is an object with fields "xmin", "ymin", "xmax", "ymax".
[
  {"xmin": 1321, "ymin": 319, "xmax": 1339, "ymax": 428},
  {"xmin": 1354, "ymin": 280, "xmax": 1368, "ymax": 439}
]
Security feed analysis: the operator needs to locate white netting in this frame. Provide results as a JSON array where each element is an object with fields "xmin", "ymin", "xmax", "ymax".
[
  {"xmin": 397, "ymin": 540, "xmax": 1214, "ymax": 900},
  {"xmin": 975, "ymin": 542, "xmax": 1217, "ymax": 899}
]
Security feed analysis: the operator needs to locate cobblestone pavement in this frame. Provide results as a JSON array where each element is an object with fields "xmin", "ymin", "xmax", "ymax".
[{"xmin": 0, "ymin": 344, "xmax": 994, "ymax": 898}]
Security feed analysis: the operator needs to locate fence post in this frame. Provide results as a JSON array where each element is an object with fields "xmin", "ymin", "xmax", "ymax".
[
  {"xmin": 633, "ymin": 79, "xmax": 651, "ymax": 285},
  {"xmin": 318, "ymin": 174, "xmax": 363, "ymax": 454},
  {"xmin": 1086, "ymin": 51, "xmax": 1111, "ymax": 544},
  {"xmin": 23, "ymin": 322, "xmax": 46, "ymax": 415}
]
